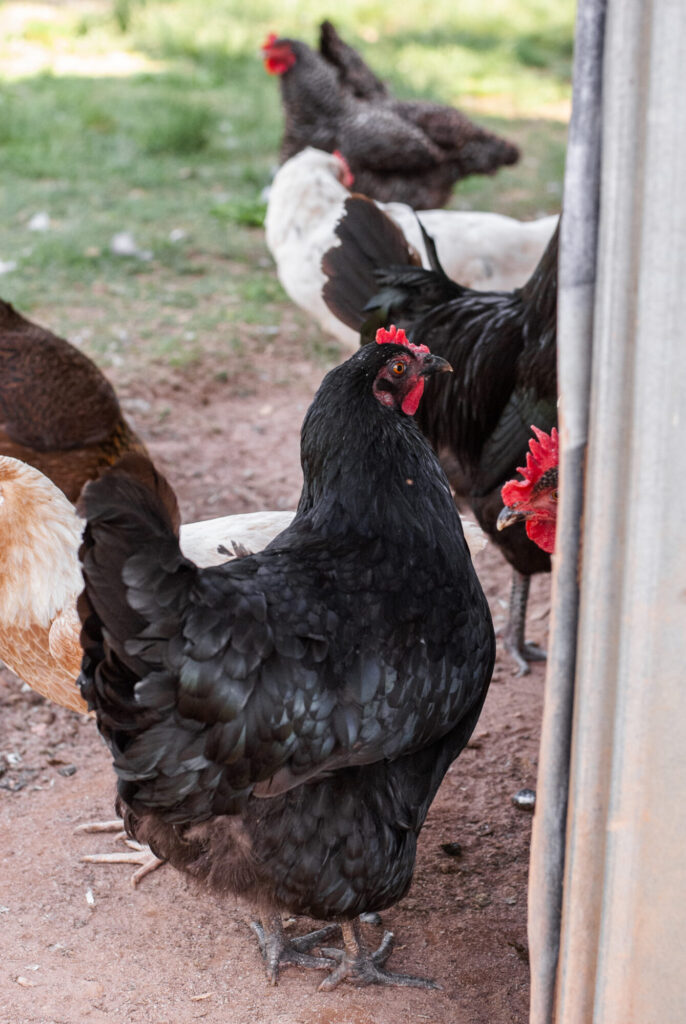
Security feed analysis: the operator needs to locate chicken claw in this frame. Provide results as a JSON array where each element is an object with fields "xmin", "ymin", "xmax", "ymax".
[
  {"xmin": 250, "ymin": 915, "xmax": 340, "ymax": 984},
  {"xmin": 318, "ymin": 919, "xmax": 440, "ymax": 991},
  {"xmin": 75, "ymin": 819, "xmax": 164, "ymax": 886}
]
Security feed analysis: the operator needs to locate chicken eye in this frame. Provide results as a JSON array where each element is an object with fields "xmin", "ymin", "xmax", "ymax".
[
  {"xmin": 551, "ymin": 489, "xmax": 559, "ymax": 501},
  {"xmin": 392, "ymin": 361, "xmax": 406, "ymax": 376}
]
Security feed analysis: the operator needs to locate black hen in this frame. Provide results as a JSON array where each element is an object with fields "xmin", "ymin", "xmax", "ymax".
[
  {"xmin": 77, "ymin": 339, "xmax": 494, "ymax": 990},
  {"xmin": 322, "ymin": 196, "xmax": 559, "ymax": 674},
  {"xmin": 262, "ymin": 28, "xmax": 519, "ymax": 210}
]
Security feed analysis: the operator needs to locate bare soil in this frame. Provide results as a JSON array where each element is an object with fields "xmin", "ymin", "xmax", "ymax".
[{"xmin": 0, "ymin": 348, "xmax": 549, "ymax": 1024}]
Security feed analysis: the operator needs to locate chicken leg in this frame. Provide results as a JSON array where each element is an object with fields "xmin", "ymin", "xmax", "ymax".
[
  {"xmin": 318, "ymin": 918, "xmax": 440, "ymax": 990},
  {"xmin": 503, "ymin": 570, "xmax": 547, "ymax": 675},
  {"xmin": 250, "ymin": 913, "xmax": 341, "ymax": 983}
]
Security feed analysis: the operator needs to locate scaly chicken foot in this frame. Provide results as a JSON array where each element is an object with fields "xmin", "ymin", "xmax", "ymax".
[
  {"xmin": 503, "ymin": 570, "xmax": 547, "ymax": 676},
  {"xmin": 250, "ymin": 914, "xmax": 341, "ymax": 984},
  {"xmin": 318, "ymin": 919, "xmax": 440, "ymax": 991},
  {"xmin": 75, "ymin": 819, "xmax": 165, "ymax": 886}
]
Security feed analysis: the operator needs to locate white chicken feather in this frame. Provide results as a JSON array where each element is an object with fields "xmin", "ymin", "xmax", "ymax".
[{"xmin": 265, "ymin": 147, "xmax": 558, "ymax": 350}]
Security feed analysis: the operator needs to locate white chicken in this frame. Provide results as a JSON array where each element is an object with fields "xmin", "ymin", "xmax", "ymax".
[{"xmin": 265, "ymin": 146, "xmax": 558, "ymax": 350}]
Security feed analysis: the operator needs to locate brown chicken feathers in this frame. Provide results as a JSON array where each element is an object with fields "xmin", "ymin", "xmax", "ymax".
[
  {"xmin": 77, "ymin": 339, "xmax": 494, "ymax": 988},
  {"xmin": 0, "ymin": 298, "xmax": 147, "ymax": 502}
]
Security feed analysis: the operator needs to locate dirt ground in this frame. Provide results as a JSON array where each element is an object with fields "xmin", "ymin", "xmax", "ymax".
[{"xmin": 0, "ymin": 346, "xmax": 549, "ymax": 1024}]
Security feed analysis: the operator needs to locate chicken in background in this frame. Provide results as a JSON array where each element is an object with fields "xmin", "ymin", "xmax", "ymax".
[
  {"xmin": 262, "ymin": 27, "xmax": 519, "ymax": 209},
  {"xmin": 266, "ymin": 147, "xmax": 558, "ymax": 349},
  {"xmin": 322, "ymin": 197, "xmax": 559, "ymax": 674},
  {"xmin": 0, "ymin": 299, "xmax": 148, "ymax": 501},
  {"xmin": 77, "ymin": 331, "xmax": 495, "ymax": 990},
  {"xmin": 497, "ymin": 426, "xmax": 559, "ymax": 554}
]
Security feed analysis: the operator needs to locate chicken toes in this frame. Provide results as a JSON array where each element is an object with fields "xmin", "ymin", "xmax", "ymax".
[
  {"xmin": 75, "ymin": 820, "xmax": 165, "ymax": 886},
  {"xmin": 318, "ymin": 919, "xmax": 440, "ymax": 990},
  {"xmin": 250, "ymin": 915, "xmax": 341, "ymax": 984}
]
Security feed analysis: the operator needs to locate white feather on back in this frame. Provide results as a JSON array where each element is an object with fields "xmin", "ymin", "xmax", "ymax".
[{"xmin": 265, "ymin": 147, "xmax": 558, "ymax": 350}]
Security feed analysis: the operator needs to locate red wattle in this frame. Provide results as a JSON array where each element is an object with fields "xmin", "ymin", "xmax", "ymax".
[
  {"xmin": 526, "ymin": 518, "xmax": 556, "ymax": 554},
  {"xmin": 401, "ymin": 378, "xmax": 425, "ymax": 416}
]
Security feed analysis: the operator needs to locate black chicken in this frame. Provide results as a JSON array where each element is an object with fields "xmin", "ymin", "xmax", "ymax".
[
  {"xmin": 77, "ymin": 335, "xmax": 495, "ymax": 990},
  {"xmin": 322, "ymin": 197, "xmax": 559, "ymax": 674},
  {"xmin": 262, "ymin": 28, "xmax": 519, "ymax": 210}
]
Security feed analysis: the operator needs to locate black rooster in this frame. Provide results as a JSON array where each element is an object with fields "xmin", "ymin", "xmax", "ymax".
[
  {"xmin": 322, "ymin": 197, "xmax": 558, "ymax": 674},
  {"xmin": 262, "ymin": 28, "xmax": 519, "ymax": 210},
  {"xmin": 77, "ymin": 335, "xmax": 495, "ymax": 990}
]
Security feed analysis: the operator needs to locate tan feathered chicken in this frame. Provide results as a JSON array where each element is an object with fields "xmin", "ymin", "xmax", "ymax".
[
  {"xmin": 265, "ymin": 147, "xmax": 558, "ymax": 349},
  {"xmin": 0, "ymin": 455, "xmax": 296, "ymax": 713},
  {"xmin": 0, "ymin": 456, "xmax": 85, "ymax": 711}
]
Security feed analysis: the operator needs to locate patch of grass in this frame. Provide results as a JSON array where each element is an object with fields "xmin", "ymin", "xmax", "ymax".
[
  {"xmin": 0, "ymin": 0, "xmax": 572, "ymax": 375},
  {"xmin": 137, "ymin": 100, "xmax": 217, "ymax": 154},
  {"xmin": 211, "ymin": 198, "xmax": 268, "ymax": 228}
]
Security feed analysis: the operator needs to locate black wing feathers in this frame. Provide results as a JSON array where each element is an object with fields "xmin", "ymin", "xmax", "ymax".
[{"xmin": 79, "ymin": 453, "xmax": 490, "ymax": 824}]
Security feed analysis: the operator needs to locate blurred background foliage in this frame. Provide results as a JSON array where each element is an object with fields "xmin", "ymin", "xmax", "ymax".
[{"xmin": 0, "ymin": 0, "xmax": 574, "ymax": 369}]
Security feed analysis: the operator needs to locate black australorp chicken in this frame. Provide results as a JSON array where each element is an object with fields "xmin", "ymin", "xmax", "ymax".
[
  {"xmin": 262, "ymin": 27, "xmax": 519, "ymax": 210},
  {"xmin": 322, "ymin": 197, "xmax": 559, "ymax": 674},
  {"xmin": 77, "ymin": 332, "xmax": 494, "ymax": 990}
]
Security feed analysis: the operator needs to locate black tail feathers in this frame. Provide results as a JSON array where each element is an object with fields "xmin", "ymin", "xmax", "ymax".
[{"xmin": 321, "ymin": 196, "xmax": 420, "ymax": 332}]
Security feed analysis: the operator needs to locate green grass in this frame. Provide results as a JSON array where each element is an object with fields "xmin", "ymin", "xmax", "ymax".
[{"xmin": 0, "ymin": 0, "xmax": 573, "ymax": 372}]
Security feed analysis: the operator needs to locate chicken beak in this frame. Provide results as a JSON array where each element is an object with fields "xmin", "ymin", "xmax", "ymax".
[
  {"xmin": 420, "ymin": 354, "xmax": 452, "ymax": 377},
  {"xmin": 496, "ymin": 504, "xmax": 528, "ymax": 532}
]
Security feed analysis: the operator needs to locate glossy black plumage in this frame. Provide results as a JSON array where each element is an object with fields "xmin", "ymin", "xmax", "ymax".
[
  {"xmin": 322, "ymin": 199, "xmax": 559, "ymax": 668},
  {"xmin": 78, "ymin": 343, "xmax": 494, "ymax": 935}
]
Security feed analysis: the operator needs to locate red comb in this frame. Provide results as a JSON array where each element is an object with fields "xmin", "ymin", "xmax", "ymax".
[
  {"xmin": 261, "ymin": 32, "xmax": 278, "ymax": 51},
  {"xmin": 515, "ymin": 426, "xmax": 559, "ymax": 484},
  {"xmin": 501, "ymin": 426, "xmax": 559, "ymax": 505},
  {"xmin": 375, "ymin": 324, "xmax": 430, "ymax": 356}
]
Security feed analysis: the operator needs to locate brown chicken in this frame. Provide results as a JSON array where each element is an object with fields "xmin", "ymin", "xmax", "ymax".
[
  {"xmin": 0, "ymin": 298, "xmax": 147, "ymax": 502},
  {"xmin": 262, "ymin": 26, "xmax": 519, "ymax": 209}
]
